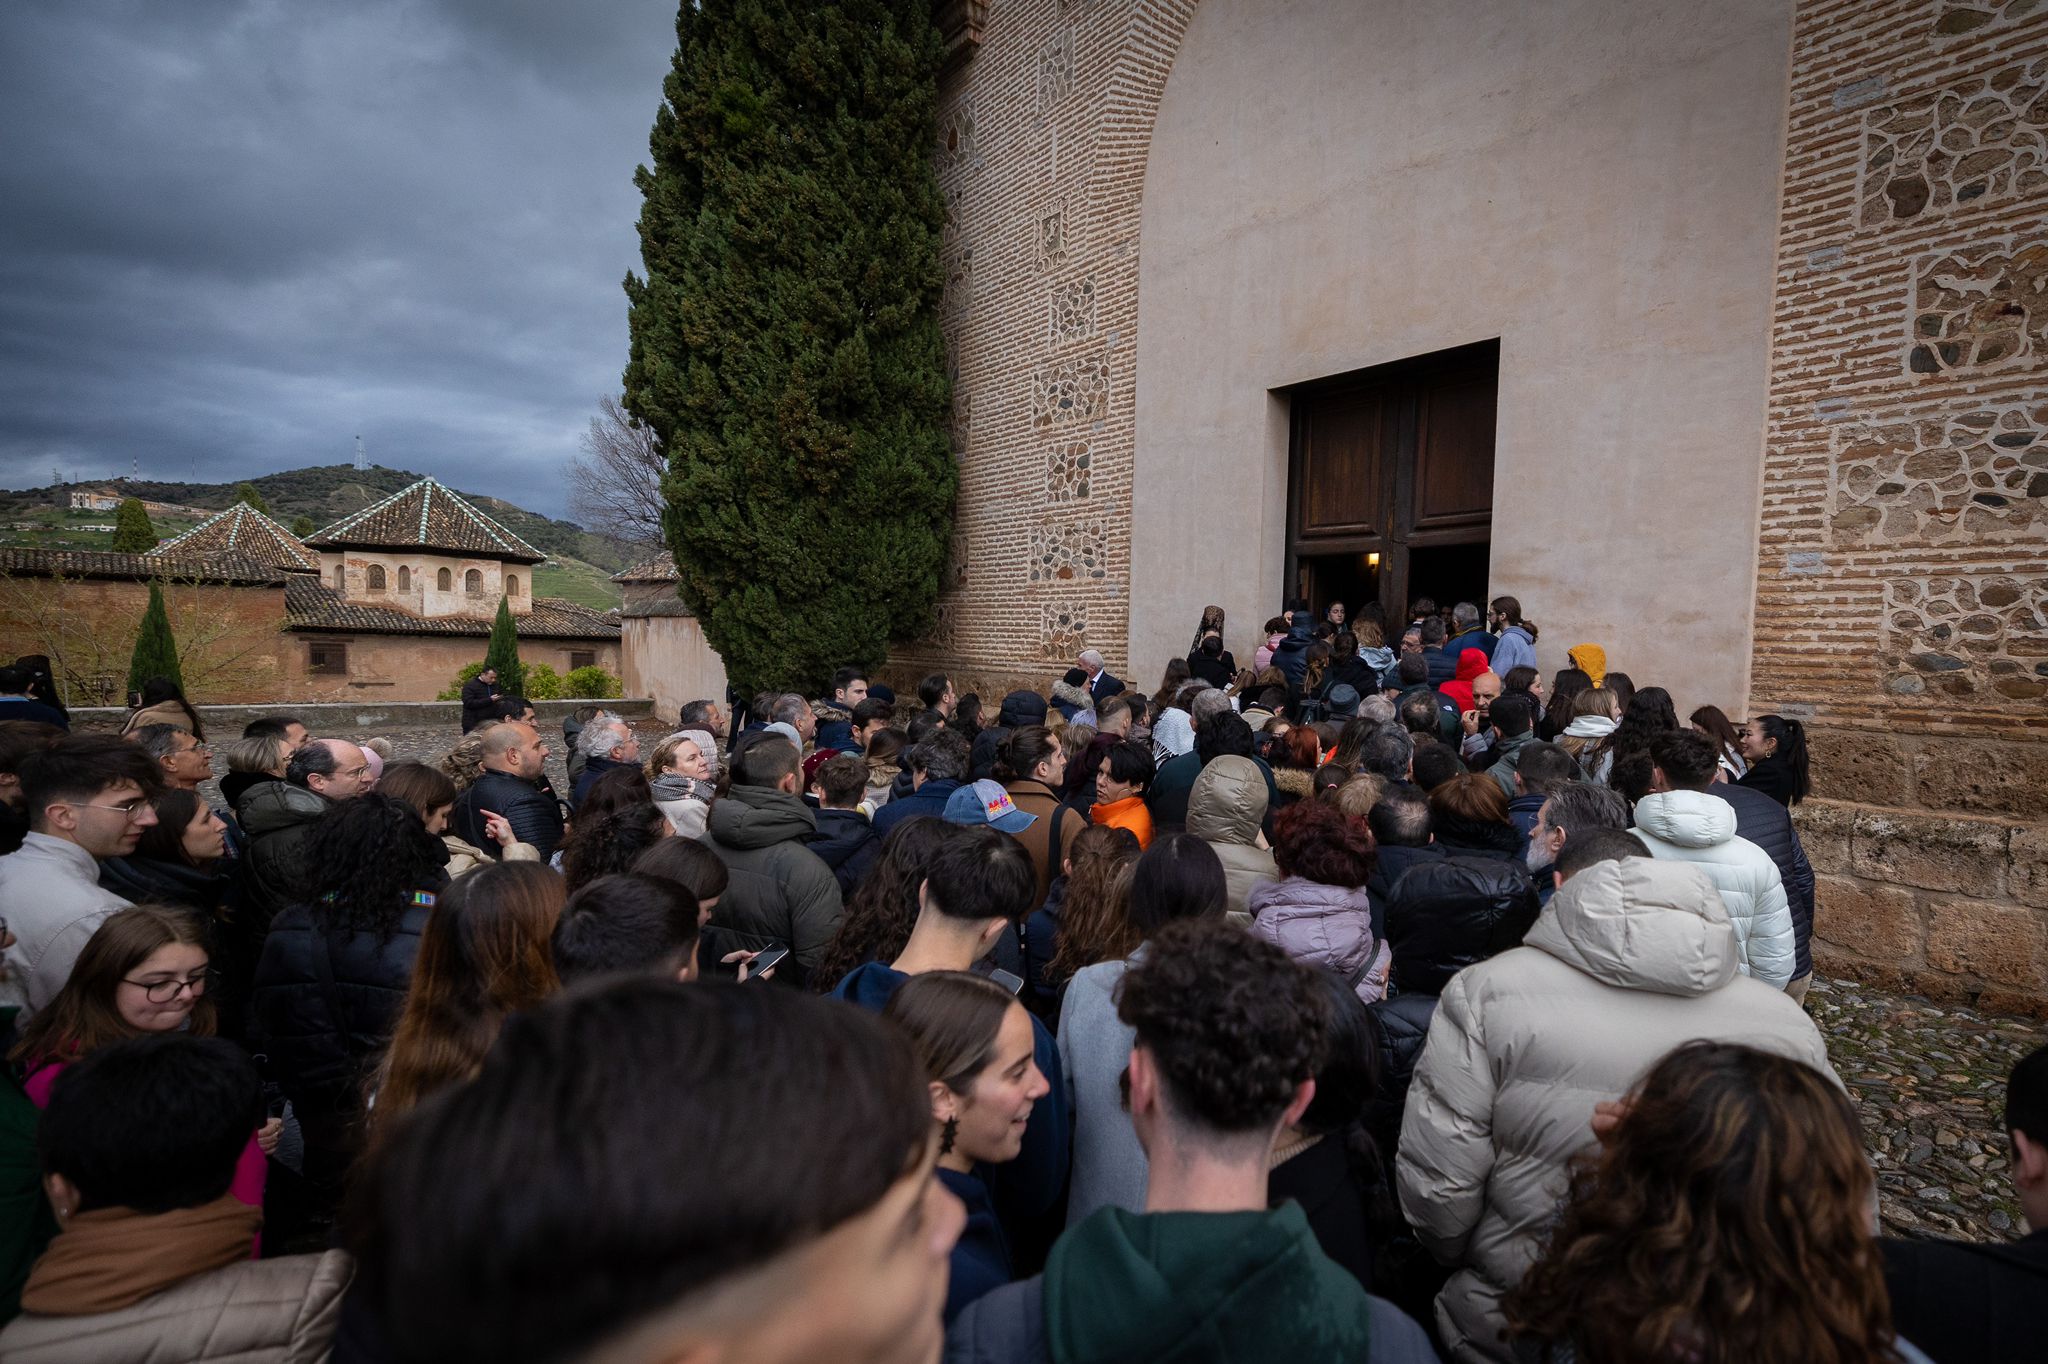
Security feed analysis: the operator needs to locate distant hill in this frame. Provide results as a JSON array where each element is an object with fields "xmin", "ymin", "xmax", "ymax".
[
  {"xmin": 0, "ymin": 466, "xmax": 636, "ymax": 574},
  {"xmin": 0, "ymin": 466, "xmax": 635, "ymax": 611}
]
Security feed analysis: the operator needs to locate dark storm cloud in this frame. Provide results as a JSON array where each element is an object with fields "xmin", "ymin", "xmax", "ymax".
[{"xmin": 0, "ymin": 0, "xmax": 677, "ymax": 516}]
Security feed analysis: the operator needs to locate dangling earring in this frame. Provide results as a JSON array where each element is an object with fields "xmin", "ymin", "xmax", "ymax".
[{"xmin": 940, "ymin": 1116, "xmax": 959, "ymax": 1156}]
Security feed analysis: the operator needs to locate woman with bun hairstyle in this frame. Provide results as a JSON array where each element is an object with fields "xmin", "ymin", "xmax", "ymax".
[{"xmin": 994, "ymin": 725, "xmax": 1078, "ymax": 914}]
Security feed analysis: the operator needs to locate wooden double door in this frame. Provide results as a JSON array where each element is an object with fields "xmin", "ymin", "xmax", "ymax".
[{"xmin": 1286, "ymin": 339, "xmax": 1498, "ymax": 624}]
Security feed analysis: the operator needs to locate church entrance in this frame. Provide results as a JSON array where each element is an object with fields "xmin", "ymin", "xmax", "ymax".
[{"xmin": 1285, "ymin": 339, "xmax": 1498, "ymax": 627}]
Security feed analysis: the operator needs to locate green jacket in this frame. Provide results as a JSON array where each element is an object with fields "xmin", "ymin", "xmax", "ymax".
[{"xmin": 699, "ymin": 785, "xmax": 844, "ymax": 986}]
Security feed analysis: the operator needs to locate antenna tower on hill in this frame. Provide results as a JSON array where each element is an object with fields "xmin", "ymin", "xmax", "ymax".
[{"xmin": 354, "ymin": 434, "xmax": 368, "ymax": 471}]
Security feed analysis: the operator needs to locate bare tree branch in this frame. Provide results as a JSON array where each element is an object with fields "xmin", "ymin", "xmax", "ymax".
[{"xmin": 569, "ymin": 394, "xmax": 668, "ymax": 552}]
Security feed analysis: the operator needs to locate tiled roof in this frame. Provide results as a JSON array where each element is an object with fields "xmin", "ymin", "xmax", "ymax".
[
  {"xmin": 284, "ymin": 576, "xmax": 618, "ymax": 639},
  {"xmin": 157, "ymin": 503, "xmax": 320, "ymax": 571},
  {"xmin": 0, "ymin": 547, "xmax": 285, "ymax": 586},
  {"xmin": 611, "ymin": 552, "xmax": 680, "ymax": 582},
  {"xmin": 304, "ymin": 477, "xmax": 545, "ymax": 563}
]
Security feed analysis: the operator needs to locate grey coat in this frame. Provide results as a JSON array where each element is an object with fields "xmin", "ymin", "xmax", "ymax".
[
  {"xmin": 1055, "ymin": 956, "xmax": 1145, "ymax": 1227},
  {"xmin": 699, "ymin": 784, "xmax": 844, "ymax": 985}
]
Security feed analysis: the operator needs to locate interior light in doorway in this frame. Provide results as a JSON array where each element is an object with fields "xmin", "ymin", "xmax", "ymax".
[{"xmin": 1366, "ymin": 553, "xmax": 1380, "ymax": 568}]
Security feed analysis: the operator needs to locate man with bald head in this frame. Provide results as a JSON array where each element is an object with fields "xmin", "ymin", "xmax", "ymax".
[
  {"xmin": 452, "ymin": 720, "xmax": 564, "ymax": 860},
  {"xmin": 237, "ymin": 737, "xmax": 374, "ymax": 926}
]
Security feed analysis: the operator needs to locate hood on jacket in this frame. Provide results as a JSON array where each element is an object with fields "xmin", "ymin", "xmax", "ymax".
[
  {"xmin": 1561, "ymin": 714, "xmax": 1618, "ymax": 739},
  {"xmin": 1522, "ymin": 856, "xmax": 1737, "ymax": 996},
  {"xmin": 234, "ymin": 780, "xmax": 327, "ymax": 835},
  {"xmin": 996, "ymin": 689, "xmax": 1050, "ymax": 728},
  {"xmin": 1631, "ymin": 789, "xmax": 1738, "ymax": 850},
  {"xmin": 1247, "ymin": 876, "xmax": 1380, "ymax": 983},
  {"xmin": 1385, "ymin": 857, "xmax": 1541, "ymax": 995},
  {"xmin": 1043, "ymin": 1203, "xmax": 1369, "ymax": 1364},
  {"xmin": 1051, "ymin": 680, "xmax": 1094, "ymax": 714},
  {"xmin": 811, "ymin": 698, "xmax": 851, "ymax": 726},
  {"xmin": 706, "ymin": 783, "xmax": 818, "ymax": 849},
  {"xmin": 1186, "ymin": 756, "xmax": 1267, "ymax": 847},
  {"xmin": 1359, "ymin": 644, "xmax": 1396, "ymax": 674},
  {"xmin": 1454, "ymin": 648, "xmax": 1489, "ymax": 683},
  {"xmin": 1568, "ymin": 643, "xmax": 1608, "ymax": 687}
]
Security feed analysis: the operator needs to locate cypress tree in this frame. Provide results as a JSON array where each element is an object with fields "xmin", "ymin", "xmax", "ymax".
[
  {"xmin": 623, "ymin": 0, "xmax": 955, "ymax": 697},
  {"xmin": 482, "ymin": 596, "xmax": 525, "ymax": 699},
  {"xmin": 110, "ymin": 498, "xmax": 158, "ymax": 553},
  {"xmin": 232, "ymin": 481, "xmax": 271, "ymax": 515},
  {"xmin": 127, "ymin": 581, "xmax": 182, "ymax": 695}
]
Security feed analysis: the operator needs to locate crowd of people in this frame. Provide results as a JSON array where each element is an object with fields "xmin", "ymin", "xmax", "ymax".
[{"xmin": 0, "ymin": 601, "xmax": 2037, "ymax": 1364}]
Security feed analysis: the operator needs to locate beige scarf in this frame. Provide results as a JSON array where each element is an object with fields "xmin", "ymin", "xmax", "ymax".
[{"xmin": 21, "ymin": 1194, "xmax": 261, "ymax": 1315}]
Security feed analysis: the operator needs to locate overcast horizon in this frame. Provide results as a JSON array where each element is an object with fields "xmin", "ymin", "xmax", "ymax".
[{"xmin": 0, "ymin": 0, "xmax": 678, "ymax": 522}]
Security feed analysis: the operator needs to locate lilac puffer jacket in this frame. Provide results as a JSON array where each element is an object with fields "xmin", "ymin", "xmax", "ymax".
[{"xmin": 1246, "ymin": 876, "xmax": 1391, "ymax": 1002}]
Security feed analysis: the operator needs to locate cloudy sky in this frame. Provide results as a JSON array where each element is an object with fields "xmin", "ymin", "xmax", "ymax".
[{"xmin": 0, "ymin": 0, "xmax": 677, "ymax": 518}]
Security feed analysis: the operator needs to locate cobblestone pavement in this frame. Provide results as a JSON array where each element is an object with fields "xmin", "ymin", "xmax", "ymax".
[
  {"xmin": 1808, "ymin": 974, "xmax": 2043, "ymax": 1243},
  {"xmin": 223, "ymin": 723, "xmax": 2046, "ymax": 1246}
]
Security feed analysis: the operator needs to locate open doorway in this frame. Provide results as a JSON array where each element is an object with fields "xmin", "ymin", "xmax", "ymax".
[{"xmin": 1284, "ymin": 339, "xmax": 1498, "ymax": 622}]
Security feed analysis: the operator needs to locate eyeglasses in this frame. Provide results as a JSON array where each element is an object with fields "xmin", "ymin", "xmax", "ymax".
[
  {"xmin": 334, "ymin": 765, "xmax": 370, "ymax": 779},
  {"xmin": 73, "ymin": 798, "xmax": 152, "ymax": 818},
  {"xmin": 121, "ymin": 969, "xmax": 214, "ymax": 1003}
]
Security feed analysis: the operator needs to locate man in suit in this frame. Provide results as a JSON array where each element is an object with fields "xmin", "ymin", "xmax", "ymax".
[{"xmin": 1077, "ymin": 649, "xmax": 1124, "ymax": 708}]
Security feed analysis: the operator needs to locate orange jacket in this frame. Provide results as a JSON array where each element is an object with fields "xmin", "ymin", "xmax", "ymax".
[{"xmin": 1090, "ymin": 794, "xmax": 1154, "ymax": 849}]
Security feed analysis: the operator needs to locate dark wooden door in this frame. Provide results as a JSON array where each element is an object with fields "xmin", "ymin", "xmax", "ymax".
[{"xmin": 1287, "ymin": 340, "xmax": 1498, "ymax": 620}]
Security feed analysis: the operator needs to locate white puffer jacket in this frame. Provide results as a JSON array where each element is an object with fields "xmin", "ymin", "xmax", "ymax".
[
  {"xmin": 1630, "ymin": 789, "xmax": 1796, "ymax": 990},
  {"xmin": 1395, "ymin": 858, "xmax": 1834, "ymax": 1363}
]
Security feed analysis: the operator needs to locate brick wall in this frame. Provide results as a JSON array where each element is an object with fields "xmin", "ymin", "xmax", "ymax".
[
  {"xmin": 1757, "ymin": 0, "xmax": 2047, "ymax": 1011},
  {"xmin": 892, "ymin": 0, "xmax": 1199, "ymax": 700}
]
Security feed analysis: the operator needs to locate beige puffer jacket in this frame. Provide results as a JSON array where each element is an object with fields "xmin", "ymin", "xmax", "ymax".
[
  {"xmin": 0, "ymin": 1249, "xmax": 352, "ymax": 1364},
  {"xmin": 1185, "ymin": 756, "xmax": 1276, "ymax": 920},
  {"xmin": 442, "ymin": 834, "xmax": 541, "ymax": 878},
  {"xmin": 1394, "ymin": 857, "xmax": 1834, "ymax": 1363}
]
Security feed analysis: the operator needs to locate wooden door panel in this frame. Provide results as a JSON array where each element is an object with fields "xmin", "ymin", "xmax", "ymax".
[
  {"xmin": 1410, "ymin": 372, "xmax": 1496, "ymax": 533},
  {"xmin": 1294, "ymin": 388, "xmax": 1392, "ymax": 538}
]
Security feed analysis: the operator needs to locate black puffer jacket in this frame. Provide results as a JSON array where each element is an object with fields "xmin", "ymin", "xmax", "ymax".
[
  {"xmin": 452, "ymin": 768, "xmax": 565, "ymax": 861},
  {"xmin": 235, "ymin": 781, "xmax": 328, "ymax": 931},
  {"xmin": 804, "ymin": 807, "xmax": 883, "ymax": 898},
  {"xmin": 1364, "ymin": 856, "xmax": 1541, "ymax": 1162},
  {"xmin": 1710, "ymin": 782, "xmax": 1816, "ymax": 979},
  {"xmin": 969, "ymin": 690, "xmax": 1050, "ymax": 781},
  {"xmin": 248, "ymin": 896, "xmax": 434, "ymax": 1123},
  {"xmin": 1364, "ymin": 842, "xmax": 1445, "ymax": 941}
]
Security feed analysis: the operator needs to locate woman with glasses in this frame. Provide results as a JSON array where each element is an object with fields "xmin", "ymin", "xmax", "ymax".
[{"xmin": 8, "ymin": 906, "xmax": 277, "ymax": 1245}]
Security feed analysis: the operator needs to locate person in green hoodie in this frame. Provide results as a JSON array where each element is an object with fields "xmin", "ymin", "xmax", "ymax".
[{"xmin": 945, "ymin": 917, "xmax": 1440, "ymax": 1364}]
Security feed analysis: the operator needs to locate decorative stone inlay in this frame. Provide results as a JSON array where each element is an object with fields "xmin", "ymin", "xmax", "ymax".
[
  {"xmin": 1860, "ymin": 58, "xmax": 2048, "ymax": 226},
  {"xmin": 1037, "ymin": 27, "xmax": 1075, "ymax": 113},
  {"xmin": 1932, "ymin": 0, "xmax": 2045, "ymax": 42},
  {"xmin": 1046, "ymin": 440, "xmax": 1092, "ymax": 502},
  {"xmin": 943, "ymin": 244, "xmax": 975, "ymax": 322},
  {"xmin": 1883, "ymin": 573, "xmax": 2048, "ymax": 700},
  {"xmin": 1036, "ymin": 199, "xmax": 1069, "ymax": 271},
  {"xmin": 1039, "ymin": 603, "xmax": 1090, "ymax": 659},
  {"xmin": 1050, "ymin": 276, "xmax": 1097, "ymax": 342},
  {"xmin": 1831, "ymin": 404, "xmax": 2048, "ymax": 545},
  {"xmin": 938, "ymin": 97, "xmax": 983, "ymax": 174},
  {"xmin": 949, "ymin": 391, "xmax": 973, "ymax": 455},
  {"xmin": 1908, "ymin": 241, "xmax": 2048, "ymax": 376},
  {"xmin": 1030, "ymin": 355, "xmax": 1111, "ymax": 428},
  {"xmin": 1029, "ymin": 520, "xmax": 1108, "ymax": 583}
]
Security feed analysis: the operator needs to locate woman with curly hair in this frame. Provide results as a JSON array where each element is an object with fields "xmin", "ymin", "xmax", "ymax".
[
  {"xmin": 372, "ymin": 862, "xmax": 565, "ymax": 1128},
  {"xmin": 1507, "ymin": 1040, "xmax": 1931, "ymax": 1364},
  {"xmin": 1248, "ymin": 799, "xmax": 1389, "ymax": 1003},
  {"xmin": 559, "ymin": 803, "xmax": 672, "ymax": 894},
  {"xmin": 809, "ymin": 816, "xmax": 955, "ymax": 992},
  {"xmin": 248, "ymin": 792, "xmax": 448, "ymax": 1250},
  {"xmin": 1057, "ymin": 832, "xmax": 1226, "ymax": 1226}
]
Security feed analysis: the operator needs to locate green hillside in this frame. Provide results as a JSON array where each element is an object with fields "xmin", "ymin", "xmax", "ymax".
[{"xmin": 0, "ymin": 466, "xmax": 630, "ymax": 608}]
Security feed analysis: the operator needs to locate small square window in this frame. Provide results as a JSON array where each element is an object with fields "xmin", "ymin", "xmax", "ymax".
[
  {"xmin": 308, "ymin": 642, "xmax": 347, "ymax": 676},
  {"xmin": 568, "ymin": 651, "xmax": 596, "ymax": 671}
]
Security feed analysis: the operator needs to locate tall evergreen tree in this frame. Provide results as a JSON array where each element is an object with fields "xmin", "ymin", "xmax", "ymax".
[
  {"xmin": 482, "ymin": 596, "xmax": 525, "ymax": 699},
  {"xmin": 290, "ymin": 515, "xmax": 316, "ymax": 538},
  {"xmin": 126, "ymin": 582, "xmax": 182, "ymax": 695},
  {"xmin": 110, "ymin": 498, "xmax": 157, "ymax": 553},
  {"xmin": 622, "ymin": 0, "xmax": 955, "ymax": 697},
  {"xmin": 232, "ymin": 481, "xmax": 270, "ymax": 515}
]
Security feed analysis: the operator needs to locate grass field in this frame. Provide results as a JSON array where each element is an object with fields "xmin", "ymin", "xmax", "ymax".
[{"xmin": 529, "ymin": 559, "xmax": 623, "ymax": 611}]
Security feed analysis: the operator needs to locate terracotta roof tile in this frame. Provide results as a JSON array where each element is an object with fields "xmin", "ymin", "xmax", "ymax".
[
  {"xmin": 284, "ymin": 576, "xmax": 618, "ymax": 639},
  {"xmin": 157, "ymin": 503, "xmax": 320, "ymax": 571},
  {"xmin": 304, "ymin": 477, "xmax": 544, "ymax": 563},
  {"xmin": 611, "ymin": 552, "xmax": 680, "ymax": 582},
  {"xmin": 0, "ymin": 547, "xmax": 285, "ymax": 586}
]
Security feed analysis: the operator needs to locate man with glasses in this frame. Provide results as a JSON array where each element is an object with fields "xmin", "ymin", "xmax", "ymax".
[
  {"xmin": 132, "ymin": 722, "xmax": 212, "ymax": 792},
  {"xmin": 0, "ymin": 735, "xmax": 162, "ymax": 1017},
  {"xmin": 241, "ymin": 738, "xmax": 372, "ymax": 926}
]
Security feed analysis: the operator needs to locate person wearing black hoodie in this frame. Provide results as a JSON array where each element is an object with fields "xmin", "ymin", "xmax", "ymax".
[
  {"xmin": 1883, "ymin": 1044, "xmax": 2048, "ymax": 1364},
  {"xmin": 944, "ymin": 917, "xmax": 1437, "ymax": 1364},
  {"xmin": 971, "ymin": 689, "xmax": 1051, "ymax": 782}
]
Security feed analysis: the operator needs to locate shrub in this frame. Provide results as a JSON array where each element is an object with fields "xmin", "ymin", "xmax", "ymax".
[
  {"xmin": 563, "ymin": 665, "xmax": 620, "ymax": 699},
  {"xmin": 523, "ymin": 663, "xmax": 564, "ymax": 701}
]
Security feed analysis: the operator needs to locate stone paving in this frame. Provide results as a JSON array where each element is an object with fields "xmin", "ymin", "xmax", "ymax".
[{"xmin": 231, "ymin": 721, "xmax": 2046, "ymax": 1246}]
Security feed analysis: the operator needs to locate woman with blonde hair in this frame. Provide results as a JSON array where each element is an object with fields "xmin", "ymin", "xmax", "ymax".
[
  {"xmin": 1507, "ymin": 1040, "xmax": 1934, "ymax": 1363},
  {"xmin": 373, "ymin": 861, "xmax": 566, "ymax": 1125},
  {"xmin": 1558, "ymin": 686, "xmax": 1623, "ymax": 784},
  {"xmin": 644, "ymin": 731, "xmax": 715, "ymax": 837}
]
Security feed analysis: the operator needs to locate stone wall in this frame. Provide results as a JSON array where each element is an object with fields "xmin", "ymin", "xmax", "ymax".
[
  {"xmin": 0, "ymin": 574, "xmax": 291, "ymax": 705},
  {"xmin": 1756, "ymin": 0, "xmax": 2048, "ymax": 1011}
]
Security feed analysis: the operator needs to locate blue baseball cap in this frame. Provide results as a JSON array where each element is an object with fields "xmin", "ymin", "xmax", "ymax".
[{"xmin": 942, "ymin": 778, "xmax": 1038, "ymax": 834}]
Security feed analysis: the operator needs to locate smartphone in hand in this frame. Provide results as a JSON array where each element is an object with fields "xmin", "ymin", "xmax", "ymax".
[{"xmin": 745, "ymin": 945, "xmax": 791, "ymax": 980}]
